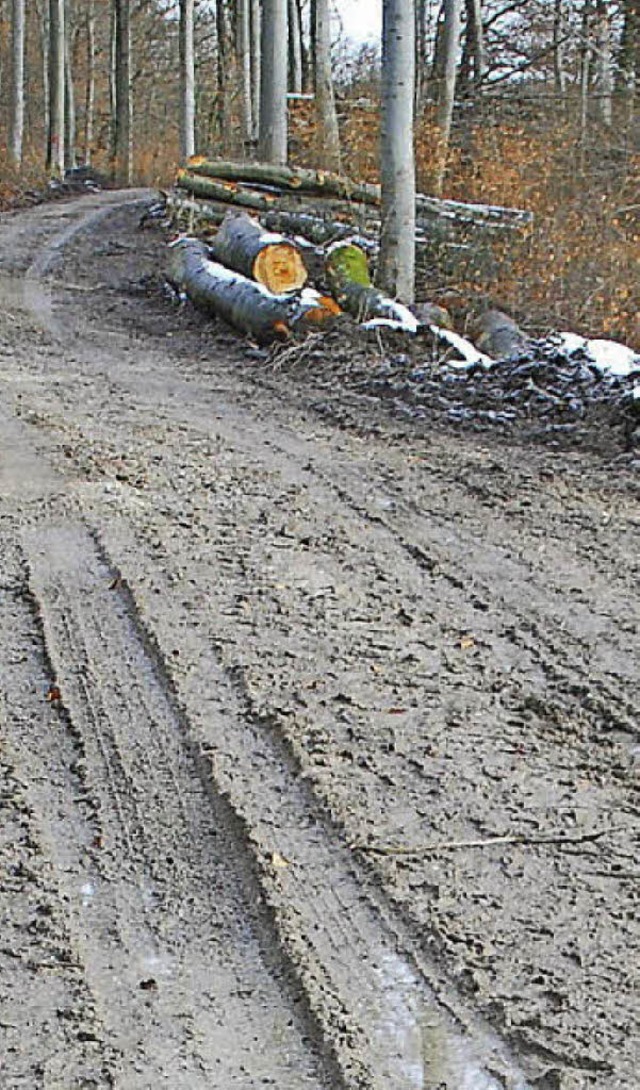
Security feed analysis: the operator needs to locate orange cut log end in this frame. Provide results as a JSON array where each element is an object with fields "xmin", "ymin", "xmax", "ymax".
[{"xmin": 253, "ymin": 243, "xmax": 308, "ymax": 294}]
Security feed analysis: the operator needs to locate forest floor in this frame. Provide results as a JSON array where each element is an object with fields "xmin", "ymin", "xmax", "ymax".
[{"xmin": 0, "ymin": 191, "xmax": 637, "ymax": 1090}]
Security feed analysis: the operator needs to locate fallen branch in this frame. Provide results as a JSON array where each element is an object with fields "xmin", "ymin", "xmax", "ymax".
[{"xmin": 354, "ymin": 825, "xmax": 624, "ymax": 856}]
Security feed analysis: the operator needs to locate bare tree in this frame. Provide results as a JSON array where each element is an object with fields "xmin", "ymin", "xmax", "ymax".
[
  {"xmin": 64, "ymin": 0, "xmax": 76, "ymax": 169},
  {"xmin": 259, "ymin": 0, "xmax": 288, "ymax": 164},
  {"xmin": 250, "ymin": 0, "xmax": 261, "ymax": 139},
  {"xmin": 288, "ymin": 0, "xmax": 303, "ymax": 94},
  {"xmin": 84, "ymin": 0, "xmax": 96, "ymax": 163},
  {"xmin": 179, "ymin": 0, "xmax": 195, "ymax": 160},
  {"xmin": 314, "ymin": 0, "xmax": 341, "ymax": 172},
  {"xmin": 9, "ymin": 0, "xmax": 25, "ymax": 165},
  {"xmin": 379, "ymin": 0, "xmax": 416, "ymax": 303},
  {"xmin": 434, "ymin": 0, "xmax": 462, "ymax": 195},
  {"xmin": 236, "ymin": 0, "xmax": 253, "ymax": 146},
  {"xmin": 47, "ymin": 0, "xmax": 65, "ymax": 175},
  {"xmin": 112, "ymin": 0, "xmax": 132, "ymax": 183},
  {"xmin": 594, "ymin": 0, "xmax": 613, "ymax": 125}
]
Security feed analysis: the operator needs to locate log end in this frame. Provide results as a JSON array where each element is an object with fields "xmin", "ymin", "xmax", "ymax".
[{"xmin": 254, "ymin": 243, "xmax": 308, "ymax": 294}]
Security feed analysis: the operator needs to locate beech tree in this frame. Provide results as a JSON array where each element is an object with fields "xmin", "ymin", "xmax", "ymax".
[
  {"xmin": 112, "ymin": 0, "xmax": 131, "ymax": 183},
  {"xmin": 379, "ymin": 0, "xmax": 416, "ymax": 303},
  {"xmin": 47, "ymin": 0, "xmax": 65, "ymax": 175},
  {"xmin": 9, "ymin": 0, "xmax": 25, "ymax": 165},
  {"xmin": 259, "ymin": 0, "xmax": 288, "ymax": 164},
  {"xmin": 179, "ymin": 0, "xmax": 195, "ymax": 160},
  {"xmin": 314, "ymin": 0, "xmax": 341, "ymax": 172}
]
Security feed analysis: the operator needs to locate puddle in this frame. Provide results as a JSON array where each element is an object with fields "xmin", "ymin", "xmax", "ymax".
[{"xmin": 370, "ymin": 950, "xmax": 530, "ymax": 1090}]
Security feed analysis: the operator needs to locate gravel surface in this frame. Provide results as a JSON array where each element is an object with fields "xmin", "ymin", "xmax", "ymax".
[{"xmin": 0, "ymin": 192, "xmax": 637, "ymax": 1090}]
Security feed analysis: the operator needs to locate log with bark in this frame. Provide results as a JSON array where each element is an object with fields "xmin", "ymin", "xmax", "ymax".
[
  {"xmin": 186, "ymin": 158, "xmax": 533, "ymax": 232},
  {"xmin": 168, "ymin": 237, "xmax": 340, "ymax": 341},
  {"xmin": 470, "ymin": 309, "xmax": 530, "ymax": 358},
  {"xmin": 208, "ymin": 210, "xmax": 308, "ymax": 293},
  {"xmin": 324, "ymin": 241, "xmax": 418, "ymax": 330}
]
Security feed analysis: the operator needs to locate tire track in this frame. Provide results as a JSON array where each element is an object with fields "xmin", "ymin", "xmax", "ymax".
[{"xmin": 19, "ymin": 520, "xmax": 335, "ymax": 1090}]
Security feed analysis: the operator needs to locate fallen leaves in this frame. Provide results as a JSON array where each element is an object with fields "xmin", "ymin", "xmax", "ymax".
[{"xmin": 45, "ymin": 685, "xmax": 62, "ymax": 703}]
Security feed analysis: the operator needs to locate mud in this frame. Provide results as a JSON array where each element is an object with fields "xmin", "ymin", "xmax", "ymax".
[{"xmin": 0, "ymin": 192, "xmax": 638, "ymax": 1090}]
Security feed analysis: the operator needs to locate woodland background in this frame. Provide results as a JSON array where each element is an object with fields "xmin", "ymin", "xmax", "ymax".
[{"xmin": 0, "ymin": 0, "xmax": 638, "ymax": 346}]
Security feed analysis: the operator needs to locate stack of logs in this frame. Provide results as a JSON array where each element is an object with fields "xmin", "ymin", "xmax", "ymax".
[{"xmin": 165, "ymin": 158, "xmax": 533, "ymax": 350}]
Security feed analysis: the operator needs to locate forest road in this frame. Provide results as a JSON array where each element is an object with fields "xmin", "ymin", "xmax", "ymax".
[{"xmin": 0, "ymin": 191, "xmax": 637, "ymax": 1090}]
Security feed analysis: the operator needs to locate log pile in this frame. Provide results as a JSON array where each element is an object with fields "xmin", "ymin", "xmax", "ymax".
[
  {"xmin": 162, "ymin": 159, "xmax": 533, "ymax": 351},
  {"xmin": 167, "ymin": 157, "xmax": 533, "ymax": 280}
]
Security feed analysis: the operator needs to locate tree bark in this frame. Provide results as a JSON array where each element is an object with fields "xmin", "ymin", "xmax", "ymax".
[
  {"xmin": 434, "ymin": 0, "xmax": 462, "ymax": 196},
  {"xmin": 168, "ymin": 238, "xmax": 337, "ymax": 340},
  {"xmin": 64, "ymin": 3, "xmax": 76, "ymax": 169},
  {"xmin": 288, "ymin": 0, "xmax": 303, "ymax": 94},
  {"xmin": 379, "ymin": 0, "xmax": 416, "ymax": 303},
  {"xmin": 618, "ymin": 0, "xmax": 639, "ymax": 99},
  {"xmin": 84, "ymin": 0, "xmax": 95, "ymax": 163},
  {"xmin": 258, "ymin": 0, "xmax": 288, "ymax": 164},
  {"xmin": 236, "ymin": 0, "xmax": 253, "ymax": 146},
  {"xmin": 9, "ymin": 0, "xmax": 25, "ymax": 166},
  {"xmin": 47, "ymin": 0, "xmax": 65, "ymax": 176},
  {"xmin": 112, "ymin": 0, "xmax": 132, "ymax": 184},
  {"xmin": 250, "ymin": 0, "xmax": 261, "ymax": 140},
  {"xmin": 314, "ymin": 0, "xmax": 342, "ymax": 172},
  {"xmin": 595, "ymin": 0, "xmax": 613, "ymax": 126},
  {"xmin": 179, "ymin": 0, "xmax": 196, "ymax": 160},
  {"xmin": 208, "ymin": 210, "xmax": 308, "ymax": 292}
]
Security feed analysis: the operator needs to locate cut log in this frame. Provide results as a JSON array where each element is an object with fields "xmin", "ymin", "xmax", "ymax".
[
  {"xmin": 325, "ymin": 241, "xmax": 418, "ymax": 330},
  {"xmin": 168, "ymin": 237, "xmax": 339, "ymax": 341},
  {"xmin": 209, "ymin": 210, "xmax": 307, "ymax": 293}
]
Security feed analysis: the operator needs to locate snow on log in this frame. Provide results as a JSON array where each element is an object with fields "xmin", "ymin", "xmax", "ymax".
[
  {"xmin": 208, "ymin": 210, "xmax": 308, "ymax": 293},
  {"xmin": 325, "ymin": 241, "xmax": 418, "ymax": 331},
  {"xmin": 168, "ymin": 237, "xmax": 339, "ymax": 340}
]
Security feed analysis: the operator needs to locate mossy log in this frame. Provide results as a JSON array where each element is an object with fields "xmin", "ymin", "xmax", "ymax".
[
  {"xmin": 208, "ymin": 210, "xmax": 307, "ymax": 293},
  {"xmin": 168, "ymin": 237, "xmax": 339, "ymax": 341},
  {"xmin": 325, "ymin": 242, "xmax": 417, "ymax": 330}
]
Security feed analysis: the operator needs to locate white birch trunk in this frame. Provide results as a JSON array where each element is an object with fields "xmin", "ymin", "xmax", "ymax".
[
  {"xmin": 379, "ymin": 0, "xmax": 416, "ymax": 303},
  {"xmin": 258, "ymin": 0, "xmax": 288, "ymax": 165},
  {"xmin": 434, "ymin": 0, "xmax": 462, "ymax": 196},
  {"xmin": 314, "ymin": 0, "xmax": 341, "ymax": 172},
  {"xmin": 47, "ymin": 0, "xmax": 65, "ymax": 176},
  {"xmin": 9, "ymin": 0, "xmax": 25, "ymax": 165},
  {"xmin": 179, "ymin": 0, "xmax": 196, "ymax": 160}
]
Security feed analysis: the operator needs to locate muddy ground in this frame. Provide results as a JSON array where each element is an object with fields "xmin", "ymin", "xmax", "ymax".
[{"xmin": 0, "ymin": 191, "xmax": 637, "ymax": 1090}]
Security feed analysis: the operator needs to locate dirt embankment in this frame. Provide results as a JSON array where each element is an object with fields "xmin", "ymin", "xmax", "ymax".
[{"xmin": 0, "ymin": 193, "xmax": 637, "ymax": 1090}]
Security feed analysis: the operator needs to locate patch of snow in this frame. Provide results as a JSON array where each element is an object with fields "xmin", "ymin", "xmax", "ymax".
[
  {"xmin": 362, "ymin": 307, "xmax": 419, "ymax": 335},
  {"xmin": 557, "ymin": 332, "xmax": 640, "ymax": 377},
  {"xmin": 431, "ymin": 326, "xmax": 493, "ymax": 369}
]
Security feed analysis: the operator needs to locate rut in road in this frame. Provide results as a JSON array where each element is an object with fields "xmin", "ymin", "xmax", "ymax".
[{"xmin": 12, "ymin": 516, "xmax": 334, "ymax": 1090}]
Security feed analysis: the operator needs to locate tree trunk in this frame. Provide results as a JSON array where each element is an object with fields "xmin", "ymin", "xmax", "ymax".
[
  {"xmin": 379, "ymin": 0, "xmax": 416, "ymax": 303},
  {"xmin": 618, "ymin": 0, "xmax": 639, "ymax": 99},
  {"xmin": 64, "ymin": 4, "xmax": 76, "ymax": 170},
  {"xmin": 84, "ymin": 0, "xmax": 95, "ymax": 163},
  {"xmin": 112, "ymin": 0, "xmax": 132, "ymax": 183},
  {"xmin": 553, "ymin": 0, "xmax": 567, "ymax": 96},
  {"xmin": 9, "ymin": 0, "xmax": 25, "ymax": 166},
  {"xmin": 595, "ymin": 0, "xmax": 613, "ymax": 126},
  {"xmin": 462, "ymin": 0, "xmax": 484, "ymax": 92},
  {"xmin": 208, "ymin": 210, "xmax": 308, "ymax": 292},
  {"xmin": 47, "ymin": 0, "xmax": 65, "ymax": 176},
  {"xmin": 168, "ymin": 238, "xmax": 337, "ymax": 340},
  {"xmin": 250, "ymin": 0, "xmax": 261, "ymax": 139},
  {"xmin": 236, "ymin": 0, "xmax": 253, "ymax": 146},
  {"xmin": 314, "ymin": 0, "xmax": 342, "ymax": 172},
  {"xmin": 288, "ymin": 0, "xmax": 303, "ymax": 94},
  {"xmin": 434, "ymin": 0, "xmax": 462, "ymax": 196},
  {"xmin": 179, "ymin": 0, "xmax": 196, "ymax": 160},
  {"xmin": 258, "ymin": 0, "xmax": 288, "ymax": 164}
]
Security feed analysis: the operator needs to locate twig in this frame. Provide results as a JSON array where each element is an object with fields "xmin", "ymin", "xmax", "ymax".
[{"xmin": 354, "ymin": 825, "xmax": 626, "ymax": 857}]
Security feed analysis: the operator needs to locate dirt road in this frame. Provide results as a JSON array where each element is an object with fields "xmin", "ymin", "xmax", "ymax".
[{"xmin": 0, "ymin": 192, "xmax": 637, "ymax": 1090}]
